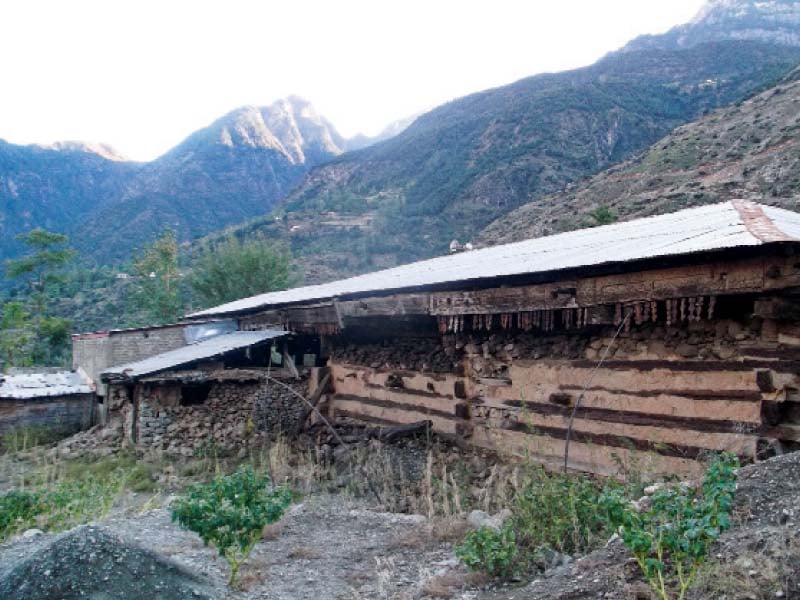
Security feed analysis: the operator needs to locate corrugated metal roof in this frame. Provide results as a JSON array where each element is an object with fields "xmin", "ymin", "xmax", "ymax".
[
  {"xmin": 189, "ymin": 200, "xmax": 800, "ymax": 318},
  {"xmin": 0, "ymin": 370, "xmax": 93, "ymax": 400},
  {"xmin": 101, "ymin": 330, "xmax": 287, "ymax": 382}
]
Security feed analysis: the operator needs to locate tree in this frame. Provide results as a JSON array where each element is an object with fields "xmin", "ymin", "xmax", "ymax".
[
  {"xmin": 5, "ymin": 229, "xmax": 75, "ymax": 299},
  {"xmin": 190, "ymin": 236, "xmax": 293, "ymax": 308},
  {"xmin": 586, "ymin": 206, "xmax": 617, "ymax": 227},
  {"xmin": 0, "ymin": 302, "xmax": 33, "ymax": 369},
  {"xmin": 2, "ymin": 229, "xmax": 75, "ymax": 367},
  {"xmin": 130, "ymin": 229, "xmax": 184, "ymax": 324}
]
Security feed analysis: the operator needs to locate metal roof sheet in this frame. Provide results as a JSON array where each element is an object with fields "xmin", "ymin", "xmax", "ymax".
[
  {"xmin": 101, "ymin": 330, "xmax": 287, "ymax": 382},
  {"xmin": 189, "ymin": 200, "xmax": 800, "ymax": 318},
  {"xmin": 0, "ymin": 370, "xmax": 93, "ymax": 400}
]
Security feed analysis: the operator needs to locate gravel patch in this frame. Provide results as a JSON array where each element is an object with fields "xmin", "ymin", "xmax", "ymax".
[{"xmin": 0, "ymin": 494, "xmax": 454, "ymax": 599}]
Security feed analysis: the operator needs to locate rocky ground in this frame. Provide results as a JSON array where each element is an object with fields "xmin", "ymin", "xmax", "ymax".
[
  {"xmin": 0, "ymin": 494, "xmax": 462, "ymax": 600},
  {"xmin": 476, "ymin": 450, "xmax": 800, "ymax": 600}
]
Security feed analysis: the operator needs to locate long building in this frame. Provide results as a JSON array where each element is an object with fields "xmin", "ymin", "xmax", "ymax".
[{"xmin": 182, "ymin": 201, "xmax": 800, "ymax": 476}]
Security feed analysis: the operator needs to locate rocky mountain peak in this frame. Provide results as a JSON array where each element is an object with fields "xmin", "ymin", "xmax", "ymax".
[
  {"xmin": 622, "ymin": 0, "xmax": 800, "ymax": 52},
  {"xmin": 41, "ymin": 141, "xmax": 130, "ymax": 162}
]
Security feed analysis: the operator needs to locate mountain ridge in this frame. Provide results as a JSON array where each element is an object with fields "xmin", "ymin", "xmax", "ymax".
[
  {"xmin": 478, "ymin": 64, "xmax": 800, "ymax": 246},
  {"xmin": 220, "ymin": 38, "xmax": 800, "ymax": 284},
  {"xmin": 0, "ymin": 96, "xmax": 401, "ymax": 264}
]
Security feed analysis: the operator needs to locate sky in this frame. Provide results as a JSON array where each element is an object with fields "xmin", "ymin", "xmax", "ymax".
[{"xmin": 0, "ymin": 0, "xmax": 707, "ymax": 161}]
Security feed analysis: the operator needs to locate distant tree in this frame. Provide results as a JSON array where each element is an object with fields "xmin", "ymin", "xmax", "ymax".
[
  {"xmin": 586, "ymin": 206, "xmax": 617, "ymax": 227},
  {"xmin": 37, "ymin": 316, "xmax": 72, "ymax": 365},
  {"xmin": 5, "ymin": 229, "xmax": 75, "ymax": 314},
  {"xmin": 190, "ymin": 236, "xmax": 293, "ymax": 308},
  {"xmin": 130, "ymin": 229, "xmax": 184, "ymax": 325},
  {"xmin": 5, "ymin": 229, "xmax": 76, "ymax": 300},
  {"xmin": 3, "ymin": 229, "xmax": 75, "ymax": 366},
  {"xmin": 0, "ymin": 302, "xmax": 33, "ymax": 369}
]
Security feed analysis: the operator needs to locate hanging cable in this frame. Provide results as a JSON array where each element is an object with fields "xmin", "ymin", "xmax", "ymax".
[
  {"xmin": 263, "ymin": 373, "xmax": 384, "ymax": 504},
  {"xmin": 563, "ymin": 310, "xmax": 631, "ymax": 473}
]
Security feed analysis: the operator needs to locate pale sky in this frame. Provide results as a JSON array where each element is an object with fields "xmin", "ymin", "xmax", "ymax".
[{"xmin": 0, "ymin": 0, "xmax": 706, "ymax": 161}]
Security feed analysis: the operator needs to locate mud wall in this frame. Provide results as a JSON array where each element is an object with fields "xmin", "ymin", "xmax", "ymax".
[{"xmin": 328, "ymin": 315, "xmax": 800, "ymax": 478}]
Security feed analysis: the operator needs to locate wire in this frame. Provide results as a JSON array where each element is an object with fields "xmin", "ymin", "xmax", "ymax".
[
  {"xmin": 563, "ymin": 311, "xmax": 631, "ymax": 474},
  {"xmin": 264, "ymin": 373, "xmax": 384, "ymax": 504}
]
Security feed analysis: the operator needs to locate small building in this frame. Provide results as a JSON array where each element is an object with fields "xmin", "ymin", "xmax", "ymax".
[
  {"xmin": 0, "ymin": 369, "xmax": 95, "ymax": 436},
  {"xmin": 97, "ymin": 330, "xmax": 313, "ymax": 457},
  {"xmin": 182, "ymin": 201, "xmax": 800, "ymax": 478},
  {"xmin": 72, "ymin": 320, "xmax": 237, "ymax": 420}
]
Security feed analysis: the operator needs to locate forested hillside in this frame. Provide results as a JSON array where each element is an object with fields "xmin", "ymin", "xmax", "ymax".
[
  {"xmin": 220, "ymin": 41, "xmax": 800, "ymax": 283},
  {"xmin": 479, "ymin": 65, "xmax": 800, "ymax": 245}
]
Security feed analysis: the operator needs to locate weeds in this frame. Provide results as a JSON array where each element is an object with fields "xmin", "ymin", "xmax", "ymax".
[
  {"xmin": 0, "ymin": 424, "xmax": 65, "ymax": 454},
  {"xmin": 513, "ymin": 465, "xmax": 612, "ymax": 557},
  {"xmin": 455, "ymin": 524, "xmax": 517, "ymax": 578},
  {"xmin": 0, "ymin": 471, "xmax": 126, "ymax": 541}
]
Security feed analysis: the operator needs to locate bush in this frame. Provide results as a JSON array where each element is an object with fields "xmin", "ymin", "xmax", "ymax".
[
  {"xmin": 170, "ymin": 466, "xmax": 292, "ymax": 586},
  {"xmin": 455, "ymin": 525, "xmax": 517, "ymax": 578},
  {"xmin": 600, "ymin": 453, "xmax": 739, "ymax": 600},
  {"xmin": 512, "ymin": 466, "xmax": 612, "ymax": 557}
]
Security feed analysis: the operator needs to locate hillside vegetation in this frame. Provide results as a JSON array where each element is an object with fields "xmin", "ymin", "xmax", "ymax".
[
  {"xmin": 479, "ymin": 65, "xmax": 800, "ymax": 245},
  {"xmin": 0, "ymin": 98, "xmax": 354, "ymax": 266},
  {"xmin": 217, "ymin": 41, "xmax": 800, "ymax": 283}
]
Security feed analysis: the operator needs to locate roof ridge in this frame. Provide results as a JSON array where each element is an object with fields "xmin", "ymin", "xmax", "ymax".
[{"xmin": 731, "ymin": 199, "xmax": 796, "ymax": 243}]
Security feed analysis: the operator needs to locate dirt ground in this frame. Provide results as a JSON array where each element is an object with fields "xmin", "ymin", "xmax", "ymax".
[
  {"xmin": 0, "ymin": 493, "xmax": 466, "ymax": 600},
  {"xmin": 1, "ymin": 447, "xmax": 799, "ymax": 599}
]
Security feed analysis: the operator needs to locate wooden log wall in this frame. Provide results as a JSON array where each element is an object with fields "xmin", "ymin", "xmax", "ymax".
[{"xmin": 239, "ymin": 254, "xmax": 800, "ymax": 337}]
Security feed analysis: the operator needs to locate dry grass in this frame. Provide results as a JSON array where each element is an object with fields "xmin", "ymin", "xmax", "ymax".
[
  {"xmin": 420, "ymin": 569, "xmax": 488, "ymax": 599},
  {"xmin": 390, "ymin": 517, "xmax": 471, "ymax": 552},
  {"xmin": 287, "ymin": 545, "xmax": 321, "ymax": 559}
]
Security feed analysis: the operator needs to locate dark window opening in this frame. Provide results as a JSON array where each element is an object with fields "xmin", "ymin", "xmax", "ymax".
[
  {"xmin": 711, "ymin": 294, "xmax": 756, "ymax": 321},
  {"xmin": 181, "ymin": 383, "xmax": 212, "ymax": 406}
]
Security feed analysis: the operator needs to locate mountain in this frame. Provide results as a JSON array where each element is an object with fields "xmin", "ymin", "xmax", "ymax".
[
  {"xmin": 219, "ymin": 37, "xmax": 800, "ymax": 284},
  {"xmin": 479, "ymin": 65, "xmax": 800, "ymax": 246},
  {"xmin": 70, "ymin": 97, "xmax": 351, "ymax": 263},
  {"xmin": 623, "ymin": 0, "xmax": 800, "ymax": 52},
  {"xmin": 0, "ymin": 140, "xmax": 140, "ymax": 261},
  {"xmin": 0, "ymin": 96, "xmax": 355, "ymax": 265},
  {"xmin": 345, "ymin": 114, "xmax": 420, "ymax": 151}
]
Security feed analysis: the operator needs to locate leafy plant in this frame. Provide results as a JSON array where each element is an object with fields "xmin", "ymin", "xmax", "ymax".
[
  {"xmin": 600, "ymin": 453, "xmax": 739, "ymax": 600},
  {"xmin": 512, "ymin": 466, "xmax": 612, "ymax": 557},
  {"xmin": 129, "ymin": 229, "xmax": 184, "ymax": 325},
  {"xmin": 170, "ymin": 466, "xmax": 292, "ymax": 586},
  {"xmin": 455, "ymin": 524, "xmax": 517, "ymax": 578}
]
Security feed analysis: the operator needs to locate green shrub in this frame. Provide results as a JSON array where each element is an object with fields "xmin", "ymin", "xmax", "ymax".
[
  {"xmin": 455, "ymin": 525, "xmax": 517, "ymax": 578},
  {"xmin": 170, "ymin": 466, "xmax": 292, "ymax": 586},
  {"xmin": 0, "ymin": 490, "xmax": 42, "ymax": 537},
  {"xmin": 512, "ymin": 466, "xmax": 611, "ymax": 557},
  {"xmin": 600, "ymin": 453, "xmax": 739, "ymax": 600}
]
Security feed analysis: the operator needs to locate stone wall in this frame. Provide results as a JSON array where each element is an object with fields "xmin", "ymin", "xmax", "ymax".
[
  {"xmin": 0, "ymin": 394, "xmax": 95, "ymax": 436},
  {"xmin": 123, "ymin": 376, "xmax": 308, "ymax": 457}
]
